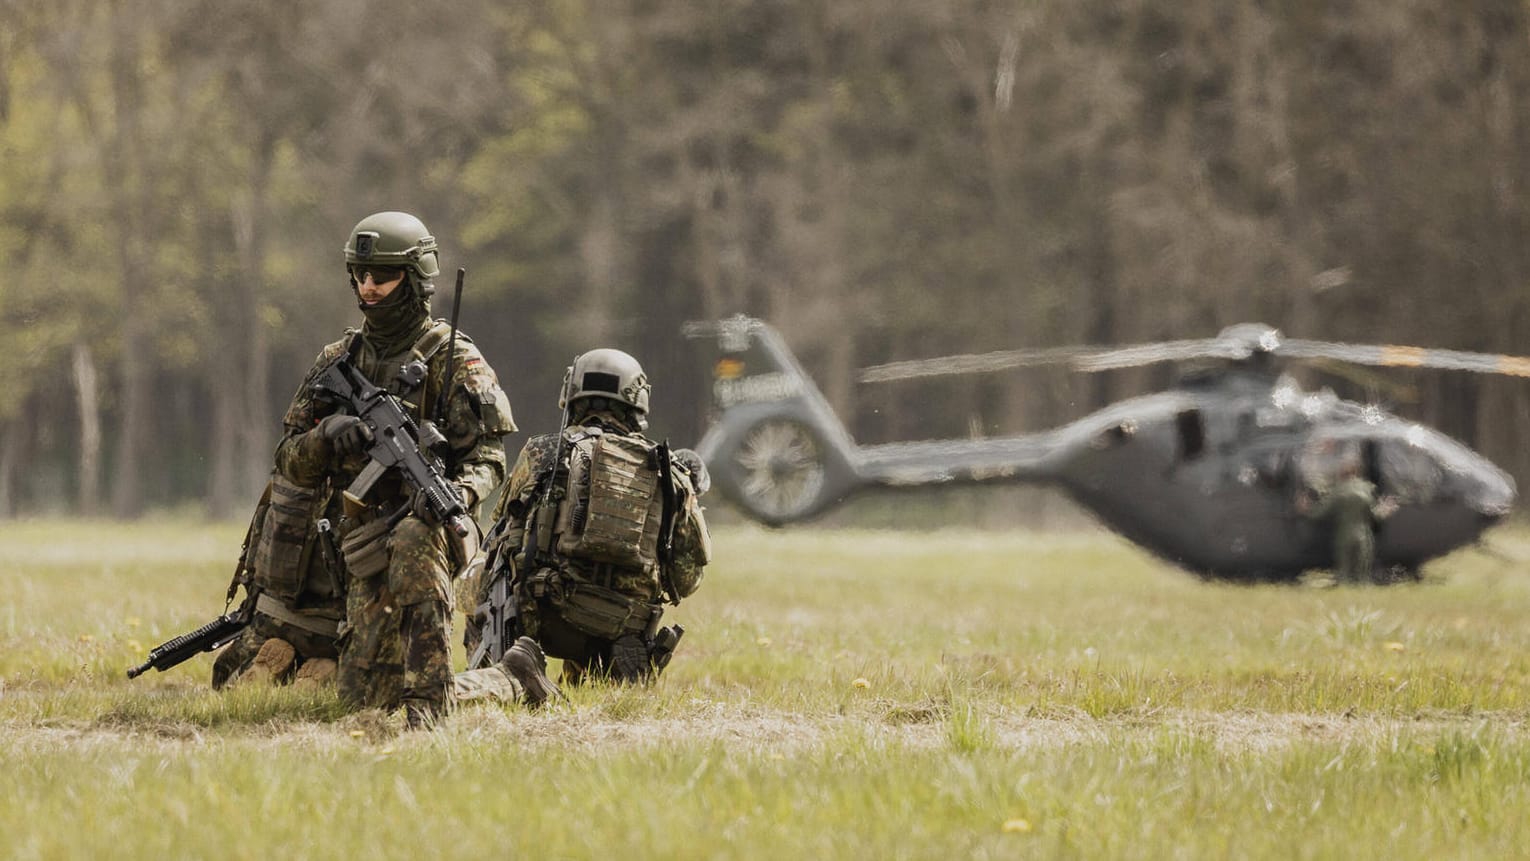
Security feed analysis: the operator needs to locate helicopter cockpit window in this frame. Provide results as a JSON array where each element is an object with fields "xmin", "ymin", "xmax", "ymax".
[{"xmin": 1175, "ymin": 409, "xmax": 1205, "ymax": 460}]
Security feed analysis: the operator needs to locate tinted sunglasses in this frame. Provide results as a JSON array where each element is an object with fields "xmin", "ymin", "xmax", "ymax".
[{"xmin": 350, "ymin": 265, "xmax": 405, "ymax": 284}]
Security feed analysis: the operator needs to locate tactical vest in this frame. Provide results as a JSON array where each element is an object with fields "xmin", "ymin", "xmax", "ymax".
[
  {"xmin": 351, "ymin": 319, "xmax": 457, "ymax": 422},
  {"xmin": 258, "ymin": 322, "xmax": 457, "ymax": 600},
  {"xmin": 515, "ymin": 427, "xmax": 668, "ymax": 640}
]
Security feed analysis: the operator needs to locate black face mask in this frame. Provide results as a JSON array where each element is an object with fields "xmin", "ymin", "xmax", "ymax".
[{"xmin": 354, "ymin": 274, "xmax": 430, "ymax": 352}]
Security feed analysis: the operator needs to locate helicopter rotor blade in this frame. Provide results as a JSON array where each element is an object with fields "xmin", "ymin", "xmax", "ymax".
[
  {"xmin": 857, "ymin": 338, "xmax": 1237, "ymax": 383},
  {"xmin": 1302, "ymin": 357, "xmax": 1420, "ymax": 402},
  {"xmin": 1072, "ymin": 338, "xmax": 1251, "ymax": 371},
  {"xmin": 856, "ymin": 327, "xmax": 1530, "ymax": 384},
  {"xmin": 1276, "ymin": 340, "xmax": 1530, "ymax": 378},
  {"xmin": 859, "ymin": 346, "xmax": 1115, "ymax": 382}
]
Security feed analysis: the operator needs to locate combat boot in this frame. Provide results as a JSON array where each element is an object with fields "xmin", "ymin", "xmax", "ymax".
[
  {"xmin": 608, "ymin": 633, "xmax": 653, "ymax": 684},
  {"xmin": 237, "ymin": 637, "xmax": 296, "ymax": 686},
  {"xmin": 292, "ymin": 658, "xmax": 338, "ymax": 689},
  {"xmin": 500, "ymin": 636, "xmax": 562, "ymax": 708},
  {"xmin": 403, "ymin": 698, "xmax": 442, "ymax": 730}
]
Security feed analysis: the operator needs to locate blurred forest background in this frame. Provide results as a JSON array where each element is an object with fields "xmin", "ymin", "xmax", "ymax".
[{"xmin": 2, "ymin": 0, "xmax": 1529, "ymax": 520}]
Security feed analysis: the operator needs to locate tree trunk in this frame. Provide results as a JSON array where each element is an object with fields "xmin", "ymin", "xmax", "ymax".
[
  {"xmin": 233, "ymin": 137, "xmax": 278, "ymax": 510},
  {"xmin": 72, "ymin": 342, "xmax": 102, "ymax": 517},
  {"xmin": 0, "ymin": 417, "xmax": 21, "ymax": 518},
  {"xmin": 106, "ymin": 0, "xmax": 152, "ymax": 518}
]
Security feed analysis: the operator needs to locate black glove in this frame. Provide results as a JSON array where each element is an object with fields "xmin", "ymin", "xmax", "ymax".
[
  {"xmin": 413, "ymin": 484, "xmax": 475, "ymax": 531},
  {"xmin": 318, "ymin": 414, "xmax": 373, "ymax": 457},
  {"xmin": 411, "ymin": 486, "xmax": 445, "ymax": 527},
  {"xmin": 673, "ymin": 447, "xmax": 710, "ymax": 495}
]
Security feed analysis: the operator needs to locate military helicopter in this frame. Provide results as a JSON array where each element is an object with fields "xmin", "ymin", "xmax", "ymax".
[{"xmin": 683, "ymin": 316, "xmax": 1523, "ymax": 583}]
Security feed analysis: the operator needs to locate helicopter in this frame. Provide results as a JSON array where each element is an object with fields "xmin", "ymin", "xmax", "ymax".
[{"xmin": 683, "ymin": 316, "xmax": 1522, "ymax": 583}]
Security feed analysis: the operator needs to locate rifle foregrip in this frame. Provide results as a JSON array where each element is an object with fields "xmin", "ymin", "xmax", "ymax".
[{"xmin": 125, "ymin": 614, "xmax": 245, "ymax": 679}]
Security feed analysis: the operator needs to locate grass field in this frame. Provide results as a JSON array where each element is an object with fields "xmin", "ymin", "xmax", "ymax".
[{"xmin": 4, "ymin": 517, "xmax": 1530, "ymax": 860}]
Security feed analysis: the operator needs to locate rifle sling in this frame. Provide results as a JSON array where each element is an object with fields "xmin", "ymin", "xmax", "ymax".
[{"xmin": 227, "ymin": 479, "xmax": 275, "ymax": 605}]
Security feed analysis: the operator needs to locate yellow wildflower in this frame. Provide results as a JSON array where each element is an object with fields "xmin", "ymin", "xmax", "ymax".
[{"xmin": 1003, "ymin": 818, "xmax": 1033, "ymax": 833}]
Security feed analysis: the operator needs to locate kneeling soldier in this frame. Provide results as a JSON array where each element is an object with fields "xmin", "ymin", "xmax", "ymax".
[
  {"xmin": 467, "ymin": 349, "xmax": 711, "ymax": 684},
  {"xmin": 211, "ymin": 477, "xmax": 344, "ymax": 689}
]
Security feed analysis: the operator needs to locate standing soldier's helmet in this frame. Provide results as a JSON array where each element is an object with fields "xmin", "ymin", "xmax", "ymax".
[
  {"xmin": 561, "ymin": 348, "xmax": 651, "ymax": 415},
  {"xmin": 343, "ymin": 211, "xmax": 441, "ymax": 296}
]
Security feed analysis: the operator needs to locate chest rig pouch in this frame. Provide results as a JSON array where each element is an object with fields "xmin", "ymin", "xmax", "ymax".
[{"xmin": 253, "ymin": 474, "xmax": 331, "ymax": 601}]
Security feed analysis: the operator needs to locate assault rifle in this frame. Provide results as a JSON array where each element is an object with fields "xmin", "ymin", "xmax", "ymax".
[
  {"xmin": 653, "ymin": 440, "xmax": 681, "ymax": 605},
  {"xmin": 128, "ymin": 484, "xmax": 268, "ymax": 679},
  {"xmin": 467, "ymin": 548, "xmax": 516, "ymax": 669},
  {"xmin": 311, "ymin": 355, "xmax": 473, "ymax": 539},
  {"xmin": 469, "ymin": 370, "xmax": 577, "ymax": 668},
  {"xmin": 126, "ymin": 602, "xmax": 252, "ymax": 679}
]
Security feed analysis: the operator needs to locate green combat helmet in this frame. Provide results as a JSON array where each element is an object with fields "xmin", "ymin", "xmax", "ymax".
[
  {"xmin": 343, "ymin": 211, "xmax": 440, "ymax": 295},
  {"xmin": 561, "ymin": 348, "xmax": 651, "ymax": 414}
]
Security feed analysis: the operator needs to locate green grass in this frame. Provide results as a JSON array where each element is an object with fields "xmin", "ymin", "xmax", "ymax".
[{"xmin": 4, "ymin": 519, "xmax": 1530, "ymax": 859}]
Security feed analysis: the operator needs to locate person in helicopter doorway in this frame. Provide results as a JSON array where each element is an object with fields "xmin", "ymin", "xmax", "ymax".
[
  {"xmin": 1300, "ymin": 461, "xmax": 1398, "ymax": 584},
  {"xmin": 465, "ymin": 348, "xmax": 712, "ymax": 685}
]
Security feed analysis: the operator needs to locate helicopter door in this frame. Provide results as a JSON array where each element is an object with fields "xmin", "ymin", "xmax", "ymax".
[
  {"xmin": 1175, "ymin": 408, "xmax": 1206, "ymax": 461},
  {"xmin": 1362, "ymin": 438, "xmax": 1384, "ymax": 493}
]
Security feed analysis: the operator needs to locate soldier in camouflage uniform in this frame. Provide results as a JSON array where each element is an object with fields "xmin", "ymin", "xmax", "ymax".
[
  {"xmin": 467, "ymin": 349, "xmax": 711, "ymax": 685},
  {"xmin": 276, "ymin": 211, "xmax": 514, "ymax": 726},
  {"xmin": 211, "ymin": 480, "xmax": 345, "ymax": 690},
  {"xmin": 1303, "ymin": 463, "xmax": 1396, "ymax": 584}
]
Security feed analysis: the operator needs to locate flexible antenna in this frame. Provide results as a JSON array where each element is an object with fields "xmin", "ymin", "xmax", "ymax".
[{"xmin": 436, "ymin": 267, "xmax": 466, "ymax": 421}]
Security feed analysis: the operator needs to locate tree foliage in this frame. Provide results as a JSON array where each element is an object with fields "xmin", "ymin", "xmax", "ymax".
[{"xmin": 3, "ymin": 0, "xmax": 1529, "ymax": 517}]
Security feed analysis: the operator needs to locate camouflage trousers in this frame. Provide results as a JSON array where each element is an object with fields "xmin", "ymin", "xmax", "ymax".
[
  {"xmin": 337, "ymin": 515, "xmax": 455, "ymax": 713},
  {"xmin": 211, "ymin": 606, "xmax": 340, "ymax": 689},
  {"xmin": 451, "ymin": 666, "xmax": 523, "ymax": 703},
  {"xmin": 1333, "ymin": 526, "xmax": 1377, "ymax": 584}
]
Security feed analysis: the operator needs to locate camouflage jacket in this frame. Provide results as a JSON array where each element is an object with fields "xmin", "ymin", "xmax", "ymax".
[
  {"xmin": 488, "ymin": 423, "xmax": 708, "ymax": 604},
  {"xmin": 1307, "ymin": 476, "xmax": 1384, "ymax": 541},
  {"xmin": 275, "ymin": 319, "xmax": 514, "ymax": 517}
]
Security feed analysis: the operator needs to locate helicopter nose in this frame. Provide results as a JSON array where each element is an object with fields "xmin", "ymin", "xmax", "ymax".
[{"xmin": 1468, "ymin": 466, "xmax": 1516, "ymax": 519}]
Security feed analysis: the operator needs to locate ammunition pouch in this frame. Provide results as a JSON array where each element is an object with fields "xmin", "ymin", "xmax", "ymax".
[
  {"xmin": 545, "ymin": 574, "xmax": 658, "ymax": 640},
  {"xmin": 340, "ymin": 515, "xmax": 392, "ymax": 580},
  {"xmin": 253, "ymin": 476, "xmax": 324, "ymax": 601}
]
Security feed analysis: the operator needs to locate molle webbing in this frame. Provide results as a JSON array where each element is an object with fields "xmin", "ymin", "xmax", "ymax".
[
  {"xmin": 253, "ymin": 476, "xmax": 324, "ymax": 601},
  {"xmin": 386, "ymin": 320, "xmax": 455, "ymax": 403},
  {"xmin": 555, "ymin": 432, "xmax": 663, "ymax": 571}
]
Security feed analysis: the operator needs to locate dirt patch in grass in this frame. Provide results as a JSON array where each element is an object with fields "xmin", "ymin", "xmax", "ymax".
[{"xmin": 6, "ymin": 705, "xmax": 1525, "ymax": 758}]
